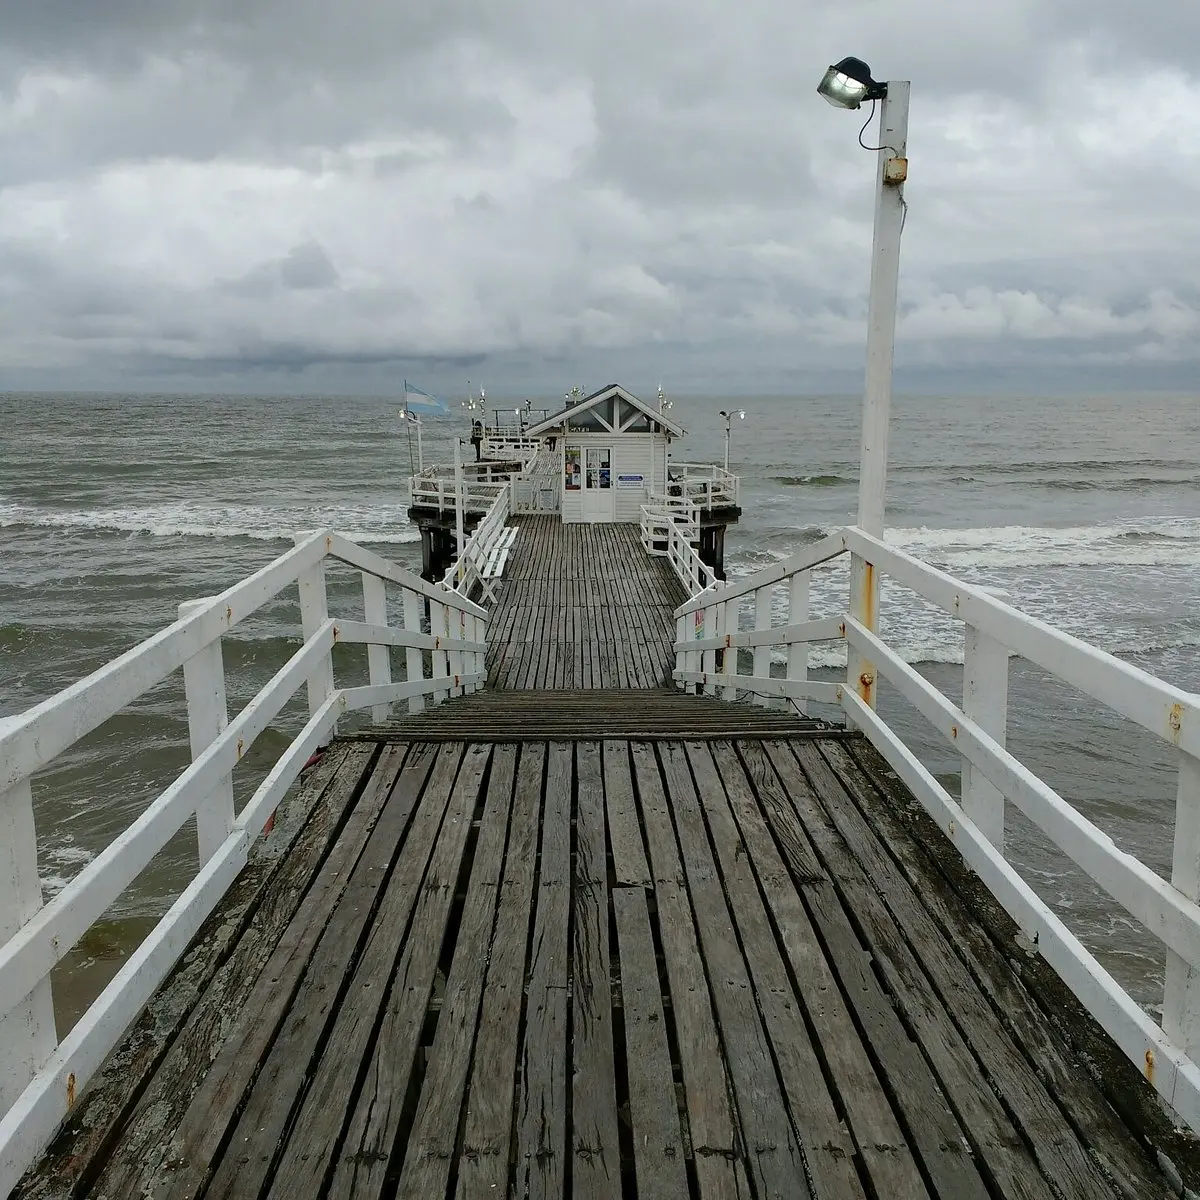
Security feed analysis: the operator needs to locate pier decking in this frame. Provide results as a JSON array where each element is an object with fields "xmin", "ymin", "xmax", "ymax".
[
  {"xmin": 485, "ymin": 518, "xmax": 685, "ymax": 690},
  {"xmin": 14, "ymin": 520, "xmax": 1192, "ymax": 1200}
]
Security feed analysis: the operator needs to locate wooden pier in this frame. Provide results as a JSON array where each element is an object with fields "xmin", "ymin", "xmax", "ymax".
[
  {"xmin": 484, "ymin": 518, "xmax": 685, "ymax": 690},
  {"xmin": 15, "ymin": 521, "xmax": 1196, "ymax": 1200}
]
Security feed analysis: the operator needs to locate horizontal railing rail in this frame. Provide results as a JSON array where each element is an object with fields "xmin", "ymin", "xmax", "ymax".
[
  {"xmin": 0, "ymin": 532, "xmax": 487, "ymax": 1194},
  {"xmin": 670, "ymin": 521, "xmax": 1200, "ymax": 1129}
]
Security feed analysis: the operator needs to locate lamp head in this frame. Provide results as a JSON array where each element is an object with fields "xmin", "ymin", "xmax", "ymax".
[{"xmin": 817, "ymin": 57, "xmax": 887, "ymax": 109}]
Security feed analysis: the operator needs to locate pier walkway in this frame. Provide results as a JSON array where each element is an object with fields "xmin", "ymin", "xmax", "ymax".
[
  {"xmin": 485, "ymin": 518, "xmax": 685, "ymax": 690},
  {"xmin": 13, "ymin": 521, "xmax": 1191, "ymax": 1200}
]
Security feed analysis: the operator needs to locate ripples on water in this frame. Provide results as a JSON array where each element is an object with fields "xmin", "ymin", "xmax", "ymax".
[{"xmin": 2, "ymin": 390, "xmax": 1198, "ymax": 1018}]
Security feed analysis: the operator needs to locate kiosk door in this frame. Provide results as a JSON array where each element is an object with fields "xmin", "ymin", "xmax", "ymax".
[{"xmin": 582, "ymin": 447, "xmax": 616, "ymax": 522}]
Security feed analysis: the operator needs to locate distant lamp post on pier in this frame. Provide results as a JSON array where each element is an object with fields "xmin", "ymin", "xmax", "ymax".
[
  {"xmin": 718, "ymin": 408, "xmax": 745, "ymax": 473},
  {"xmin": 399, "ymin": 409, "xmax": 424, "ymax": 474},
  {"xmin": 818, "ymin": 56, "xmax": 909, "ymax": 706}
]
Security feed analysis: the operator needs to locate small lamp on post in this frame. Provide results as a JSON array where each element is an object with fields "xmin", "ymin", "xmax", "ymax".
[
  {"xmin": 817, "ymin": 56, "xmax": 910, "ymax": 709},
  {"xmin": 718, "ymin": 408, "xmax": 744, "ymax": 474}
]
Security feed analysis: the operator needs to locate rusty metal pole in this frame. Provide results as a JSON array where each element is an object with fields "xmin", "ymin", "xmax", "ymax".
[{"xmin": 849, "ymin": 80, "xmax": 909, "ymax": 709}]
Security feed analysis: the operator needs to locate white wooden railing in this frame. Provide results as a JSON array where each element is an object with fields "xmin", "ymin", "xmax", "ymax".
[
  {"xmin": 442, "ymin": 484, "xmax": 512, "ymax": 601},
  {"xmin": 511, "ymin": 446, "xmax": 561, "ymax": 516},
  {"xmin": 672, "ymin": 523, "xmax": 1200, "ymax": 1130},
  {"xmin": 0, "ymin": 531, "xmax": 487, "ymax": 1194},
  {"xmin": 667, "ymin": 461, "xmax": 741, "ymax": 507},
  {"xmin": 479, "ymin": 434, "xmax": 542, "ymax": 463},
  {"xmin": 409, "ymin": 471, "xmax": 509, "ymax": 513},
  {"xmin": 640, "ymin": 494, "xmax": 717, "ymax": 596}
]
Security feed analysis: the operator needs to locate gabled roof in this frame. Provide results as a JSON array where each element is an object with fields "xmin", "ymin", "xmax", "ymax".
[{"xmin": 524, "ymin": 383, "xmax": 685, "ymax": 438}]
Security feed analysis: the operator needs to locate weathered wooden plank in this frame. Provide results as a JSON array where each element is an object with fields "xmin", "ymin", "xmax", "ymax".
[
  {"xmin": 825, "ymin": 738, "xmax": 1167, "ymax": 1200},
  {"xmin": 572, "ymin": 742, "xmax": 622, "ymax": 1197},
  {"xmin": 685, "ymin": 743, "xmax": 867, "ymax": 1199},
  {"xmin": 96, "ymin": 745, "xmax": 398, "ymax": 1200},
  {"xmin": 613, "ymin": 873, "xmax": 689, "ymax": 1198},
  {"xmin": 200, "ymin": 743, "xmax": 462, "ymax": 1200},
  {"xmin": 168, "ymin": 744, "xmax": 428, "ymax": 1200},
  {"xmin": 515, "ymin": 741, "xmax": 573, "ymax": 1199},
  {"xmin": 17, "ymin": 744, "xmax": 370, "ymax": 1200},
  {"xmin": 393, "ymin": 745, "xmax": 518, "ymax": 1198},
  {"xmin": 725, "ymin": 741, "xmax": 954, "ymax": 1200},
  {"xmin": 456, "ymin": 743, "xmax": 545, "ymax": 1198},
  {"xmin": 770, "ymin": 741, "xmax": 1061, "ymax": 1200},
  {"xmin": 602, "ymin": 742, "xmax": 651, "ymax": 887},
  {"xmin": 795, "ymin": 739, "xmax": 1135, "ymax": 1200},
  {"xmin": 293, "ymin": 743, "xmax": 488, "ymax": 1199},
  {"xmin": 650, "ymin": 742, "xmax": 812, "ymax": 1197},
  {"xmin": 744, "ymin": 740, "xmax": 986, "ymax": 1200},
  {"xmin": 627, "ymin": 743, "xmax": 741, "ymax": 1182}
]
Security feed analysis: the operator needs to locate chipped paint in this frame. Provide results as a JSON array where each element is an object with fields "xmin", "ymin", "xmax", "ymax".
[
  {"xmin": 1145, "ymin": 1048, "xmax": 1155, "ymax": 1084},
  {"xmin": 236, "ymin": 737, "xmax": 245, "ymax": 759},
  {"xmin": 66, "ymin": 1072, "xmax": 76, "ymax": 1109},
  {"xmin": 1169, "ymin": 703, "xmax": 1183, "ymax": 743}
]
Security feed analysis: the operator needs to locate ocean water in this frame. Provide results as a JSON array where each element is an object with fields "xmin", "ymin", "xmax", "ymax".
[{"xmin": 2, "ymin": 390, "xmax": 1198, "ymax": 1023}]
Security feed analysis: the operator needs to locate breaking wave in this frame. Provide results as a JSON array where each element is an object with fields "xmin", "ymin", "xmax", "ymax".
[
  {"xmin": 771, "ymin": 474, "xmax": 851, "ymax": 488},
  {"xmin": 0, "ymin": 500, "xmax": 420, "ymax": 544}
]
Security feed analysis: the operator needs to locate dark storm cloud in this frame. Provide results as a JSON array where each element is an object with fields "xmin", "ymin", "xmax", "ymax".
[{"xmin": 0, "ymin": 0, "xmax": 1198, "ymax": 392}]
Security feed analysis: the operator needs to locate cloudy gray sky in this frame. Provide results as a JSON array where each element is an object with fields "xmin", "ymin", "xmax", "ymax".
[{"xmin": 2, "ymin": 0, "xmax": 1199, "ymax": 396}]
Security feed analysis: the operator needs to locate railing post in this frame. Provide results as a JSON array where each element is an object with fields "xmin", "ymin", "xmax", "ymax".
[
  {"xmin": 449, "ymin": 606, "xmax": 466, "ymax": 698},
  {"xmin": 361, "ymin": 572, "xmax": 392, "ymax": 724},
  {"xmin": 1163, "ymin": 751, "xmax": 1200, "ymax": 1055},
  {"xmin": 721, "ymin": 595, "xmax": 739, "ymax": 701},
  {"xmin": 689, "ymin": 607, "xmax": 706, "ymax": 694},
  {"xmin": 0, "ymin": 778, "xmax": 57, "ymax": 1114},
  {"xmin": 431, "ymin": 602, "xmax": 450, "ymax": 703},
  {"xmin": 848, "ymin": 553, "xmax": 879, "ymax": 711},
  {"xmin": 753, "ymin": 585, "xmax": 772, "ymax": 707},
  {"xmin": 295, "ymin": 537, "xmax": 335, "ymax": 721},
  {"xmin": 179, "ymin": 599, "xmax": 235, "ymax": 862},
  {"xmin": 961, "ymin": 622, "xmax": 1008, "ymax": 850},
  {"xmin": 787, "ymin": 571, "xmax": 810, "ymax": 715},
  {"xmin": 402, "ymin": 588, "xmax": 426, "ymax": 713},
  {"xmin": 702, "ymin": 597, "xmax": 720, "ymax": 695},
  {"xmin": 471, "ymin": 611, "xmax": 486, "ymax": 691},
  {"xmin": 675, "ymin": 614, "xmax": 687, "ymax": 691}
]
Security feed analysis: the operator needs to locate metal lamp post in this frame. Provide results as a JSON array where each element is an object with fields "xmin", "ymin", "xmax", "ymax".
[
  {"xmin": 400, "ymin": 409, "xmax": 424, "ymax": 474},
  {"xmin": 718, "ymin": 409, "xmax": 745, "ymax": 474},
  {"xmin": 818, "ymin": 57, "xmax": 909, "ymax": 707},
  {"xmin": 454, "ymin": 438, "xmax": 466, "ymax": 584}
]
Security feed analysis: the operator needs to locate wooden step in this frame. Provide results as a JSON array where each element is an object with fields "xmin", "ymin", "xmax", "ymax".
[{"xmin": 340, "ymin": 688, "xmax": 845, "ymax": 742}]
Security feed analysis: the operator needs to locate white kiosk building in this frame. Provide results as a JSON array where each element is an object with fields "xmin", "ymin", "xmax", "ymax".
[{"xmin": 522, "ymin": 383, "xmax": 684, "ymax": 524}]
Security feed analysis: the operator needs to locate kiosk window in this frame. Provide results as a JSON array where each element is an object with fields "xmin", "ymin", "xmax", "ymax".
[{"xmin": 565, "ymin": 446, "xmax": 582, "ymax": 490}]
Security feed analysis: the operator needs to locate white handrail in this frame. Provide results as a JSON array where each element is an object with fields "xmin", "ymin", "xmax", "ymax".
[
  {"xmin": 640, "ymin": 498, "xmax": 716, "ymax": 597},
  {"xmin": 0, "ymin": 532, "xmax": 488, "ymax": 1191},
  {"xmin": 669, "ymin": 520, "xmax": 1200, "ymax": 1126},
  {"xmin": 667, "ymin": 462, "xmax": 741, "ymax": 506}
]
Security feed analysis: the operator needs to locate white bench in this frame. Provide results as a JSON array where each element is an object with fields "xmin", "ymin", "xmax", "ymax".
[{"xmin": 482, "ymin": 525, "xmax": 519, "ymax": 580}]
